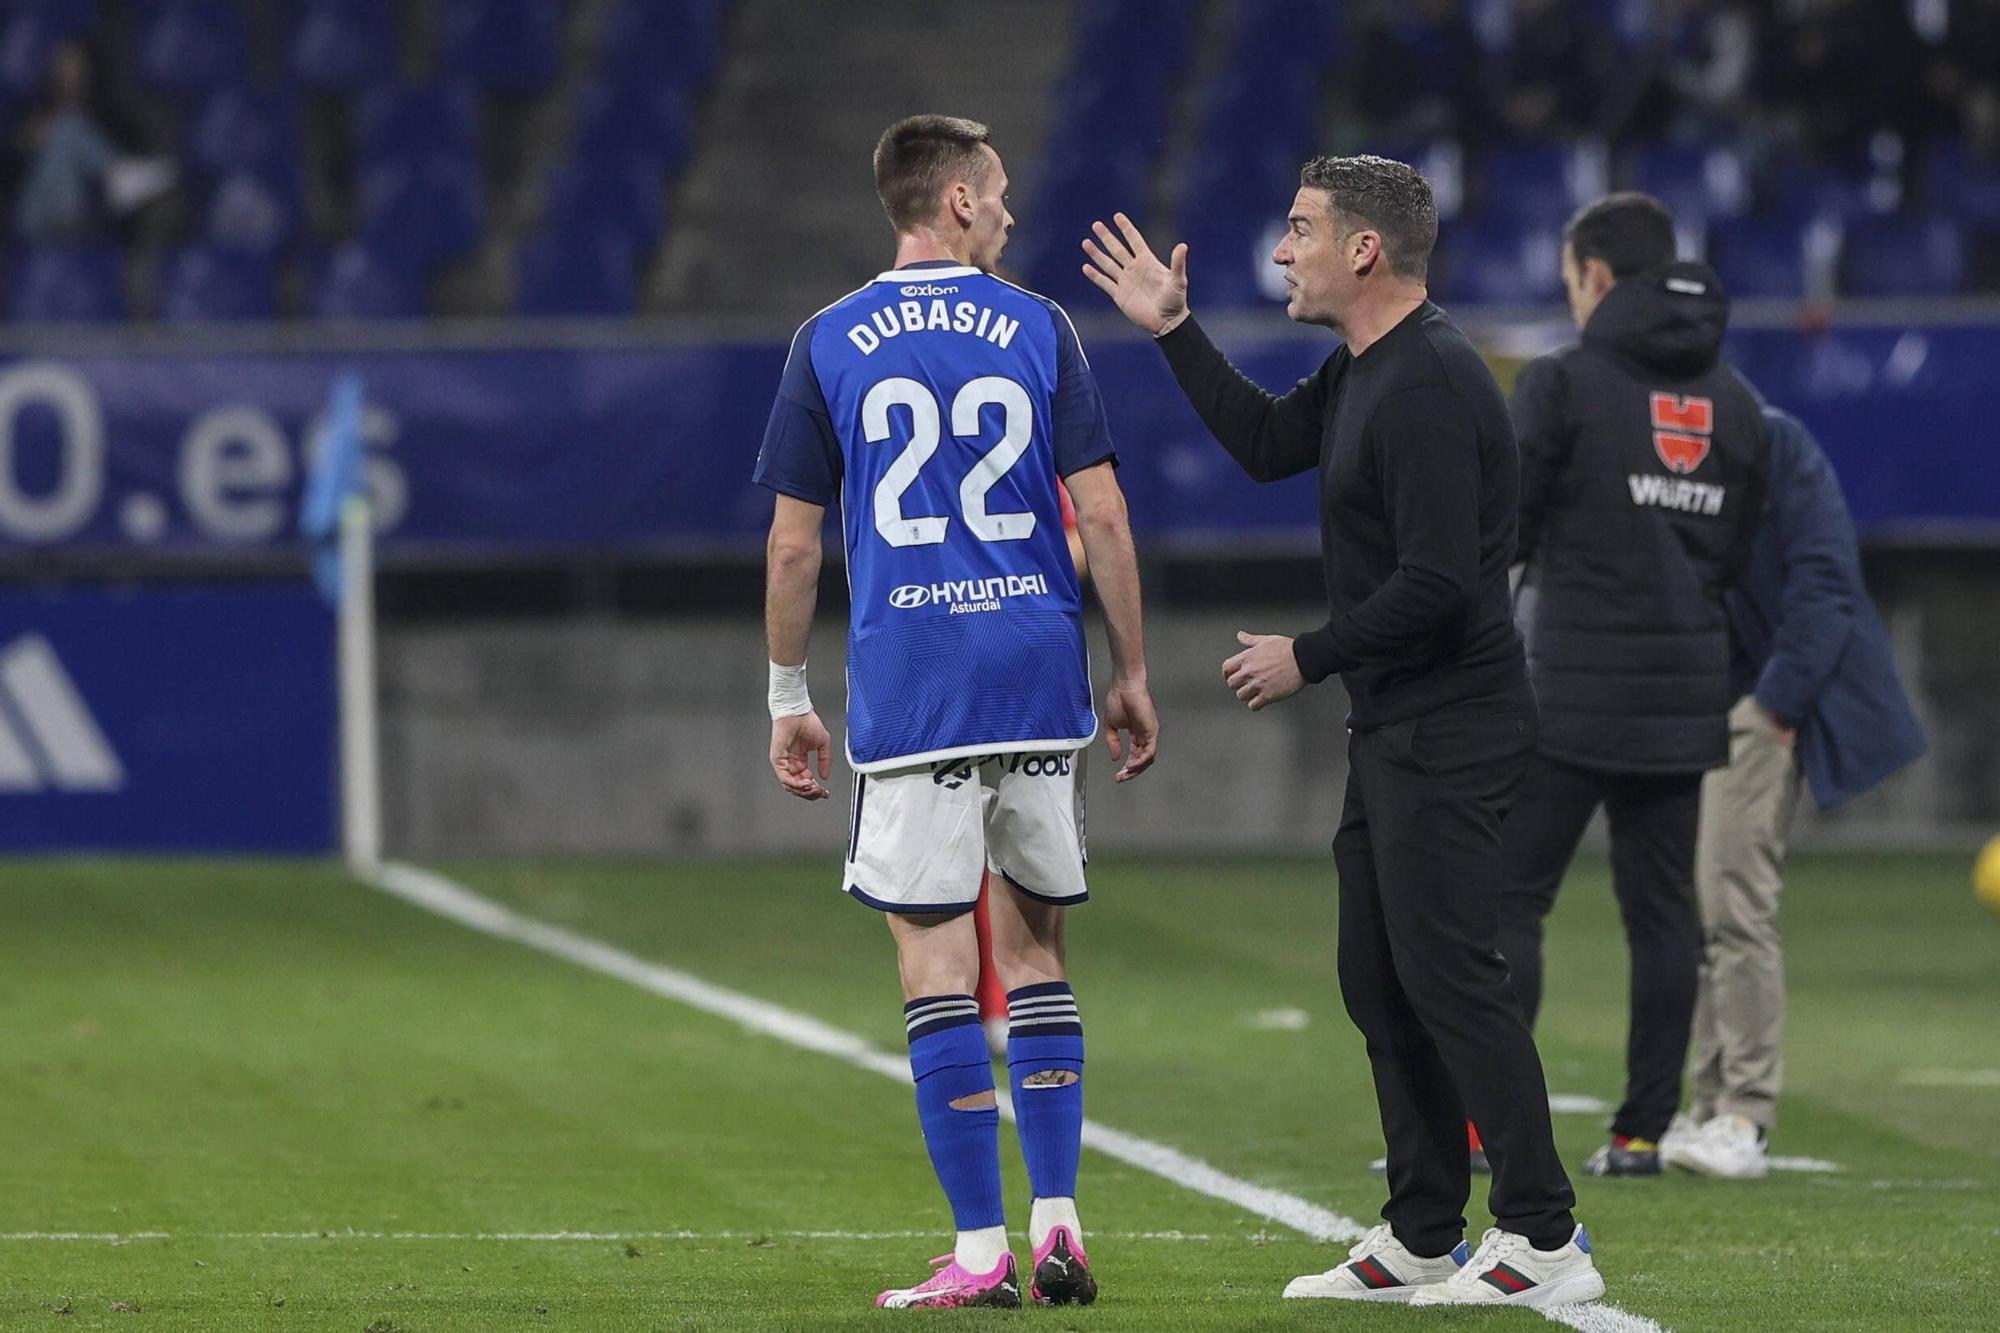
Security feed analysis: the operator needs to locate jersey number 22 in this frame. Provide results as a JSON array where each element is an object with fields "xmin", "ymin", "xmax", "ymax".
[{"xmin": 863, "ymin": 376, "xmax": 1037, "ymax": 548}]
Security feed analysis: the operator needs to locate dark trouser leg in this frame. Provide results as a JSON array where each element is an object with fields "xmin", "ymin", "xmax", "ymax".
[
  {"xmin": 1496, "ymin": 753, "xmax": 1602, "ymax": 1027},
  {"xmin": 1603, "ymin": 772, "xmax": 1704, "ymax": 1142},
  {"xmin": 1334, "ymin": 769, "xmax": 1468, "ymax": 1257},
  {"xmin": 1351, "ymin": 696, "xmax": 1577, "ymax": 1250}
]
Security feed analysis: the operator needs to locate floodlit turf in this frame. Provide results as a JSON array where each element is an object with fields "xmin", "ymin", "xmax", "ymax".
[{"xmin": 0, "ymin": 851, "xmax": 1994, "ymax": 1330}]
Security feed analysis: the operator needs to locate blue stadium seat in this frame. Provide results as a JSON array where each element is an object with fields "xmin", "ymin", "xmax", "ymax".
[
  {"xmin": 442, "ymin": 0, "xmax": 558, "ymax": 94},
  {"xmin": 188, "ymin": 86, "xmax": 300, "ymax": 175},
  {"xmin": 1841, "ymin": 214, "xmax": 1966, "ymax": 297},
  {"xmin": 202, "ymin": 162, "xmax": 304, "ymax": 255},
  {"xmin": 0, "ymin": 1, "xmax": 97, "ymax": 98},
  {"xmin": 292, "ymin": 0, "xmax": 398, "ymax": 91},
  {"xmin": 1628, "ymin": 141, "xmax": 1750, "ymax": 224},
  {"xmin": 600, "ymin": 0, "xmax": 726, "ymax": 87},
  {"xmin": 1707, "ymin": 215, "xmax": 1812, "ymax": 299},
  {"xmin": 1434, "ymin": 218, "xmax": 1563, "ymax": 305},
  {"xmin": 6, "ymin": 246, "xmax": 126, "ymax": 321},
  {"xmin": 133, "ymin": 0, "xmax": 251, "ymax": 94},
  {"xmin": 543, "ymin": 155, "xmax": 667, "ymax": 252},
  {"xmin": 571, "ymin": 80, "xmax": 693, "ymax": 170},
  {"xmin": 360, "ymin": 149, "xmax": 486, "ymax": 265},
  {"xmin": 355, "ymin": 80, "xmax": 480, "ymax": 167},
  {"xmin": 309, "ymin": 239, "xmax": 424, "ymax": 318},
  {"xmin": 1478, "ymin": 141, "xmax": 1600, "ymax": 227},
  {"xmin": 515, "ymin": 228, "xmax": 637, "ymax": 316},
  {"xmin": 159, "ymin": 244, "xmax": 275, "ymax": 320},
  {"xmin": 1768, "ymin": 160, "xmax": 1892, "ymax": 226},
  {"xmin": 1922, "ymin": 140, "xmax": 2000, "ymax": 229}
]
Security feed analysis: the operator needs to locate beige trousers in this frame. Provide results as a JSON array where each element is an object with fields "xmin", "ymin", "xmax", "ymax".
[{"xmin": 1688, "ymin": 695, "xmax": 1805, "ymax": 1131}]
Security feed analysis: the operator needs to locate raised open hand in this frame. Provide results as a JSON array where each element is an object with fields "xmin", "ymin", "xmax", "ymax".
[{"xmin": 1081, "ymin": 212, "xmax": 1189, "ymax": 336}]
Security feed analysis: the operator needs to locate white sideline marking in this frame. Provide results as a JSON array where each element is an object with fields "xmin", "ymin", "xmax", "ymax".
[
  {"xmin": 1898, "ymin": 1069, "xmax": 2000, "ymax": 1088},
  {"xmin": 361, "ymin": 862, "xmax": 1666, "ymax": 1333},
  {"xmin": 1548, "ymin": 1094, "xmax": 1613, "ymax": 1115},
  {"xmin": 1246, "ymin": 1007, "xmax": 1311, "ymax": 1031},
  {"xmin": 1770, "ymin": 1155, "xmax": 1844, "ymax": 1173}
]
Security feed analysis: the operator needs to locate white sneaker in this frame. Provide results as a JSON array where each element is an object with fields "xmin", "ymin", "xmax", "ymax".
[
  {"xmin": 1409, "ymin": 1224, "xmax": 1605, "ymax": 1307},
  {"xmin": 1659, "ymin": 1111, "xmax": 1707, "ymax": 1167},
  {"xmin": 1283, "ymin": 1223, "xmax": 1468, "ymax": 1301},
  {"xmin": 1670, "ymin": 1112, "xmax": 1769, "ymax": 1179}
]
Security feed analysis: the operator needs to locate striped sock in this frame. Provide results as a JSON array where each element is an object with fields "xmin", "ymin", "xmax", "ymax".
[
  {"xmin": 904, "ymin": 994, "xmax": 1005, "ymax": 1232},
  {"xmin": 1006, "ymin": 982, "xmax": 1083, "ymax": 1205}
]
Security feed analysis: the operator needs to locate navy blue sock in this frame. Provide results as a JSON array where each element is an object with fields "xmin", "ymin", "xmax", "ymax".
[
  {"xmin": 905, "ymin": 995, "xmax": 1005, "ymax": 1232},
  {"xmin": 1007, "ymin": 982, "xmax": 1084, "ymax": 1200}
]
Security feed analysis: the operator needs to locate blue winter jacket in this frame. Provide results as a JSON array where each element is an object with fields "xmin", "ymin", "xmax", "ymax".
[{"xmin": 1728, "ymin": 407, "xmax": 1926, "ymax": 809}]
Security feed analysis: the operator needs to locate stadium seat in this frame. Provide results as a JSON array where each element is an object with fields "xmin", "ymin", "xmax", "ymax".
[
  {"xmin": 515, "ymin": 228, "xmax": 637, "ymax": 316},
  {"xmin": 201, "ymin": 163, "xmax": 304, "ymax": 255},
  {"xmin": 1921, "ymin": 139, "xmax": 2000, "ymax": 229},
  {"xmin": 132, "ymin": 0, "xmax": 250, "ymax": 94},
  {"xmin": 187, "ymin": 86, "xmax": 301, "ymax": 175},
  {"xmin": 442, "ymin": 0, "xmax": 559, "ymax": 94},
  {"xmin": 292, "ymin": 0, "xmax": 398, "ymax": 91},
  {"xmin": 542, "ymin": 155, "xmax": 667, "ymax": 252},
  {"xmin": 360, "ymin": 150, "xmax": 486, "ymax": 265},
  {"xmin": 158, "ymin": 244, "xmax": 276, "ymax": 321},
  {"xmin": 1841, "ymin": 213, "xmax": 1966, "ymax": 298},
  {"xmin": 599, "ymin": 0, "xmax": 726, "ymax": 87},
  {"xmin": 570, "ymin": 80, "xmax": 693, "ymax": 171},
  {"xmin": 1707, "ymin": 215, "xmax": 1813, "ymax": 299},
  {"xmin": 1628, "ymin": 141, "xmax": 1750, "ymax": 224},
  {"xmin": 1434, "ymin": 218, "xmax": 1563, "ymax": 305},
  {"xmin": 1769, "ymin": 160, "xmax": 1893, "ymax": 226},
  {"xmin": 5, "ymin": 246, "xmax": 126, "ymax": 322},
  {"xmin": 355, "ymin": 81, "xmax": 480, "ymax": 166},
  {"xmin": 1478, "ymin": 140, "xmax": 1606, "ymax": 228},
  {"xmin": 308, "ymin": 239, "xmax": 424, "ymax": 319}
]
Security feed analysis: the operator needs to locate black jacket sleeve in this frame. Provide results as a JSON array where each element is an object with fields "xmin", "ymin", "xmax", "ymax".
[
  {"xmin": 1510, "ymin": 353, "xmax": 1570, "ymax": 567},
  {"xmin": 1155, "ymin": 316, "xmax": 1328, "ymax": 482},
  {"xmin": 1292, "ymin": 386, "xmax": 1483, "ymax": 681}
]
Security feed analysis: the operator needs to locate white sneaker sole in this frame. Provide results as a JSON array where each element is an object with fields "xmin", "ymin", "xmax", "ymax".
[
  {"xmin": 1282, "ymin": 1282, "xmax": 1423, "ymax": 1302},
  {"xmin": 1411, "ymin": 1268, "xmax": 1606, "ymax": 1308}
]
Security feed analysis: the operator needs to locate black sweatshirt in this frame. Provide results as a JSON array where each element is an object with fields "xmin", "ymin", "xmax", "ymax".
[{"xmin": 1157, "ymin": 304, "xmax": 1527, "ymax": 728}]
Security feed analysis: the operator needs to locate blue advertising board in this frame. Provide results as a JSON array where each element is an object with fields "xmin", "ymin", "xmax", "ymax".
[
  {"xmin": 0, "ymin": 321, "xmax": 1994, "ymax": 560},
  {"xmin": 0, "ymin": 584, "xmax": 334, "ymax": 852}
]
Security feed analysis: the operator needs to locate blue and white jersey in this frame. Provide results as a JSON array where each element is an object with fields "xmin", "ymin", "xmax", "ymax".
[{"xmin": 754, "ymin": 261, "xmax": 1116, "ymax": 772}]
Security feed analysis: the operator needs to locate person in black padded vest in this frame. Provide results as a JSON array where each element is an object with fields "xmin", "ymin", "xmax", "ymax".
[{"xmin": 1499, "ymin": 192, "xmax": 1768, "ymax": 1177}]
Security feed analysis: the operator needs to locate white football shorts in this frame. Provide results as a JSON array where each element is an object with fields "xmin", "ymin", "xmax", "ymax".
[{"xmin": 843, "ymin": 749, "xmax": 1088, "ymax": 914}]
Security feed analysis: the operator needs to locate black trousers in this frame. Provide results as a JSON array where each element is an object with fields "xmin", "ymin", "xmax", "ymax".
[
  {"xmin": 1497, "ymin": 752, "xmax": 1703, "ymax": 1143},
  {"xmin": 1336, "ymin": 688, "xmax": 1577, "ymax": 1256}
]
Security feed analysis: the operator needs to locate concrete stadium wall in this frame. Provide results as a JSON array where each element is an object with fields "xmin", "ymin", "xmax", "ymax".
[{"xmin": 378, "ymin": 606, "xmax": 1968, "ymax": 859}]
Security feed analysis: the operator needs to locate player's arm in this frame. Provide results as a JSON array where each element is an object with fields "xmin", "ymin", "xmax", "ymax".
[
  {"xmin": 765, "ymin": 494, "xmax": 833, "ymax": 800},
  {"xmin": 1082, "ymin": 212, "xmax": 1324, "ymax": 482},
  {"xmin": 1066, "ymin": 462, "xmax": 1156, "ymax": 782}
]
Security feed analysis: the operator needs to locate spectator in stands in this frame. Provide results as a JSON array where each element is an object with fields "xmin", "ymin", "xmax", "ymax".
[
  {"xmin": 1490, "ymin": 0, "xmax": 1615, "ymax": 141},
  {"xmin": 11, "ymin": 42, "xmax": 173, "ymax": 244},
  {"xmin": 1350, "ymin": 0, "xmax": 1481, "ymax": 145},
  {"xmin": 1765, "ymin": 0, "xmax": 1926, "ymax": 157},
  {"xmin": 1617, "ymin": 0, "xmax": 1761, "ymax": 144},
  {"xmin": 1924, "ymin": 0, "xmax": 2000, "ymax": 144}
]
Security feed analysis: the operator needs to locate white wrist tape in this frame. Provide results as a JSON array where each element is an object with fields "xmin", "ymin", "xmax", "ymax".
[{"xmin": 768, "ymin": 660, "xmax": 813, "ymax": 720}]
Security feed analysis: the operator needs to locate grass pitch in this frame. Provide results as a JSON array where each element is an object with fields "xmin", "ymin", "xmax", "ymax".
[{"xmin": 0, "ymin": 850, "xmax": 1994, "ymax": 1329}]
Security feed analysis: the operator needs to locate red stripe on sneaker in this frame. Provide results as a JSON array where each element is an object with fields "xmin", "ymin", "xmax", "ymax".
[
  {"xmin": 1479, "ymin": 1264, "xmax": 1534, "ymax": 1293},
  {"xmin": 1351, "ymin": 1257, "xmax": 1400, "ymax": 1290}
]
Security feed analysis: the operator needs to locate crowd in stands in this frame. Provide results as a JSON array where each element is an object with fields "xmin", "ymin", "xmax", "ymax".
[{"xmin": 3, "ymin": 0, "xmax": 1996, "ymax": 322}]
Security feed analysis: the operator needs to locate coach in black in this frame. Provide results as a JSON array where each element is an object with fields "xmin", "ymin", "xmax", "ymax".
[
  {"xmin": 1082, "ymin": 158, "xmax": 1602, "ymax": 1309},
  {"xmin": 1499, "ymin": 193, "xmax": 1767, "ymax": 1177}
]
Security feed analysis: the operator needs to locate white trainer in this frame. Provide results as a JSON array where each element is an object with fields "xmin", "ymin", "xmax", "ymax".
[
  {"xmin": 1408, "ymin": 1224, "xmax": 1605, "ymax": 1308},
  {"xmin": 1670, "ymin": 1112, "xmax": 1769, "ymax": 1179},
  {"xmin": 1658, "ymin": 1111, "xmax": 1706, "ymax": 1167},
  {"xmin": 1282, "ymin": 1223, "xmax": 1469, "ymax": 1301}
]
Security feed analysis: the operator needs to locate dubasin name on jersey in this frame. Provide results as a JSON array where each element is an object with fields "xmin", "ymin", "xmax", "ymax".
[{"xmin": 845, "ymin": 284, "xmax": 1021, "ymax": 356}]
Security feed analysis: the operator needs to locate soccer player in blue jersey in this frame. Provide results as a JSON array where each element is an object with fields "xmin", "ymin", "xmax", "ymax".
[{"xmin": 754, "ymin": 115, "xmax": 1158, "ymax": 1311}]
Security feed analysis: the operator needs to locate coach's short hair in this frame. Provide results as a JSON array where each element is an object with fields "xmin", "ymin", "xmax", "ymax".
[
  {"xmin": 872, "ymin": 115, "xmax": 993, "ymax": 232},
  {"xmin": 1565, "ymin": 192, "xmax": 1677, "ymax": 278},
  {"xmin": 1298, "ymin": 155, "xmax": 1438, "ymax": 280}
]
